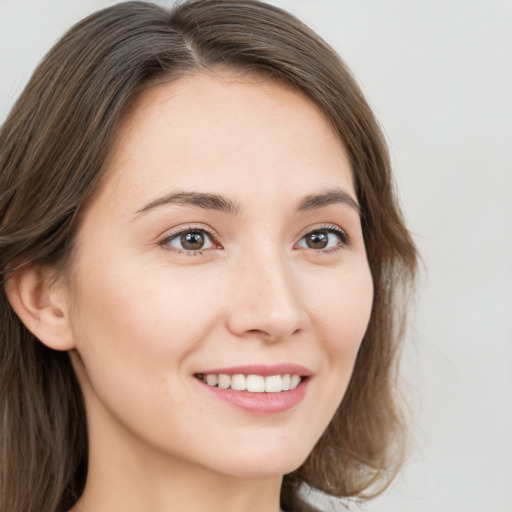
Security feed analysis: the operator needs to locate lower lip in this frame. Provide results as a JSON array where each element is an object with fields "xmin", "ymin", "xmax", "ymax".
[{"xmin": 197, "ymin": 378, "xmax": 309, "ymax": 414}]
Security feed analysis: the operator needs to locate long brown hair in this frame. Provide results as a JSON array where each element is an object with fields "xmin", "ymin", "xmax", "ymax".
[{"xmin": 0, "ymin": 1, "xmax": 417, "ymax": 511}]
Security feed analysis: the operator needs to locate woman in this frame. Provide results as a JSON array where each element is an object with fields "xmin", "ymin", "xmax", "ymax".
[{"xmin": 0, "ymin": 1, "xmax": 417, "ymax": 511}]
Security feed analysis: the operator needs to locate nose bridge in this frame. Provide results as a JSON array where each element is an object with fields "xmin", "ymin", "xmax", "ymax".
[{"xmin": 227, "ymin": 241, "xmax": 306, "ymax": 341}]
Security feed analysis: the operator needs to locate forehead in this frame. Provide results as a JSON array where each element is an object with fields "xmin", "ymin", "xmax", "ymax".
[{"xmin": 97, "ymin": 71, "xmax": 354, "ymax": 212}]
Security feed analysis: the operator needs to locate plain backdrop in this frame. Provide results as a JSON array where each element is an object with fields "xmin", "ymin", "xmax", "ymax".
[{"xmin": 1, "ymin": 1, "xmax": 511, "ymax": 511}]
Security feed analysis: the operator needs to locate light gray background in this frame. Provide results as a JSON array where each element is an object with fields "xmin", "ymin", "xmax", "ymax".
[{"xmin": 1, "ymin": 1, "xmax": 511, "ymax": 511}]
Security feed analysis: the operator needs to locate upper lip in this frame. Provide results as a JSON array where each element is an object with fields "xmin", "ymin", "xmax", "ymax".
[{"xmin": 194, "ymin": 364, "xmax": 313, "ymax": 377}]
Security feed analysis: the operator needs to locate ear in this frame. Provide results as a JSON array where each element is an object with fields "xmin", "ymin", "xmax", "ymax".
[{"xmin": 4, "ymin": 265, "xmax": 76, "ymax": 351}]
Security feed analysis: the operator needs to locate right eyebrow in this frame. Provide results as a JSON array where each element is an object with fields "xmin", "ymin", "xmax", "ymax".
[{"xmin": 134, "ymin": 190, "xmax": 240, "ymax": 216}]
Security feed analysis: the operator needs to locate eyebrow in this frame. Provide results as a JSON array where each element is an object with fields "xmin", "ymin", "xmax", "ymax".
[
  {"xmin": 296, "ymin": 188, "xmax": 360, "ymax": 215},
  {"xmin": 134, "ymin": 187, "xmax": 359, "ymax": 217},
  {"xmin": 135, "ymin": 191, "xmax": 240, "ymax": 216}
]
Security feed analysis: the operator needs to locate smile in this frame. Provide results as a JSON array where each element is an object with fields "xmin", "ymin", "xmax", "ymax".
[
  {"xmin": 196, "ymin": 373, "xmax": 302, "ymax": 393},
  {"xmin": 194, "ymin": 364, "xmax": 312, "ymax": 413}
]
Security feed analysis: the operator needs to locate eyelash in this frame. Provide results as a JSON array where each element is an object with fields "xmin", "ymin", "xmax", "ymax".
[
  {"xmin": 159, "ymin": 225, "xmax": 220, "ymax": 256},
  {"xmin": 158, "ymin": 224, "xmax": 349, "ymax": 256},
  {"xmin": 295, "ymin": 224, "xmax": 349, "ymax": 253}
]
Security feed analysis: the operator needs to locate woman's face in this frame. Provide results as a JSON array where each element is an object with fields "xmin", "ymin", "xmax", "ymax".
[{"xmin": 67, "ymin": 72, "xmax": 373, "ymax": 478}]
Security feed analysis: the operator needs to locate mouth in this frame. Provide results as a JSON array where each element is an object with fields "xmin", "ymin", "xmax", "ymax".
[
  {"xmin": 193, "ymin": 365, "xmax": 312, "ymax": 413},
  {"xmin": 194, "ymin": 373, "xmax": 304, "ymax": 393}
]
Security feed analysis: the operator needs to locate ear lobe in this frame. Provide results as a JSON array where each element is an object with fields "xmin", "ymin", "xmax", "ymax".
[{"xmin": 4, "ymin": 265, "xmax": 76, "ymax": 351}]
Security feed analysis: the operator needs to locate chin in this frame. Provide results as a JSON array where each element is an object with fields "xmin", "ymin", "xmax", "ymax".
[{"xmin": 197, "ymin": 437, "xmax": 313, "ymax": 479}]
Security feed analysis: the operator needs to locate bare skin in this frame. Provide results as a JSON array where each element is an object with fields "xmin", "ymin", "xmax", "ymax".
[{"xmin": 11, "ymin": 72, "xmax": 373, "ymax": 512}]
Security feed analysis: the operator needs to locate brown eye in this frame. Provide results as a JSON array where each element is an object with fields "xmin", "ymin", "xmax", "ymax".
[
  {"xmin": 296, "ymin": 227, "xmax": 347, "ymax": 251},
  {"xmin": 163, "ymin": 228, "xmax": 215, "ymax": 252},
  {"xmin": 305, "ymin": 231, "xmax": 329, "ymax": 249},
  {"xmin": 181, "ymin": 231, "xmax": 205, "ymax": 250}
]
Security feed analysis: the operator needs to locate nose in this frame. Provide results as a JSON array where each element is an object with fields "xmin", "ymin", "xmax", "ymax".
[{"xmin": 225, "ymin": 248, "xmax": 309, "ymax": 343}]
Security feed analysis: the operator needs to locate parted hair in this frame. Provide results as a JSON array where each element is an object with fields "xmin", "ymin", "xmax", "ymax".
[{"xmin": 0, "ymin": 1, "xmax": 417, "ymax": 511}]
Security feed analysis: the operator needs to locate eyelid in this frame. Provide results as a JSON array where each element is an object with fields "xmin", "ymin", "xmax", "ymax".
[
  {"xmin": 158, "ymin": 224, "xmax": 222, "ymax": 253},
  {"xmin": 294, "ymin": 223, "xmax": 349, "ymax": 251}
]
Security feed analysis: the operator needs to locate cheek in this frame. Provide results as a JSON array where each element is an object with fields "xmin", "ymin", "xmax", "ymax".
[
  {"xmin": 309, "ymin": 260, "xmax": 373, "ymax": 351},
  {"xmin": 307, "ymin": 260, "xmax": 373, "ymax": 403},
  {"xmin": 73, "ymin": 252, "xmax": 217, "ymax": 349},
  {"xmin": 68, "ymin": 253, "xmax": 220, "ymax": 408},
  {"xmin": 68, "ymin": 255, "xmax": 228, "ymax": 457}
]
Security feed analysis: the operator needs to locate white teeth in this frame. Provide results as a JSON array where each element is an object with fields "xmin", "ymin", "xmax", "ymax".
[
  {"xmin": 231, "ymin": 374, "xmax": 247, "ymax": 391},
  {"xmin": 201, "ymin": 373, "xmax": 303, "ymax": 392},
  {"xmin": 265, "ymin": 375, "xmax": 282, "ymax": 393},
  {"xmin": 218, "ymin": 374, "xmax": 231, "ymax": 389},
  {"xmin": 205, "ymin": 374, "xmax": 218, "ymax": 386},
  {"xmin": 290, "ymin": 375, "xmax": 301, "ymax": 390},
  {"xmin": 246, "ymin": 375, "xmax": 265, "ymax": 392}
]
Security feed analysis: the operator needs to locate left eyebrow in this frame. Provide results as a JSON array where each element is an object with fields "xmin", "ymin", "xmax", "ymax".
[{"xmin": 295, "ymin": 188, "xmax": 360, "ymax": 215}]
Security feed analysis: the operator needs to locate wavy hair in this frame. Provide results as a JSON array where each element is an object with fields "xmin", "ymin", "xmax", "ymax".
[{"xmin": 0, "ymin": 1, "xmax": 417, "ymax": 511}]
